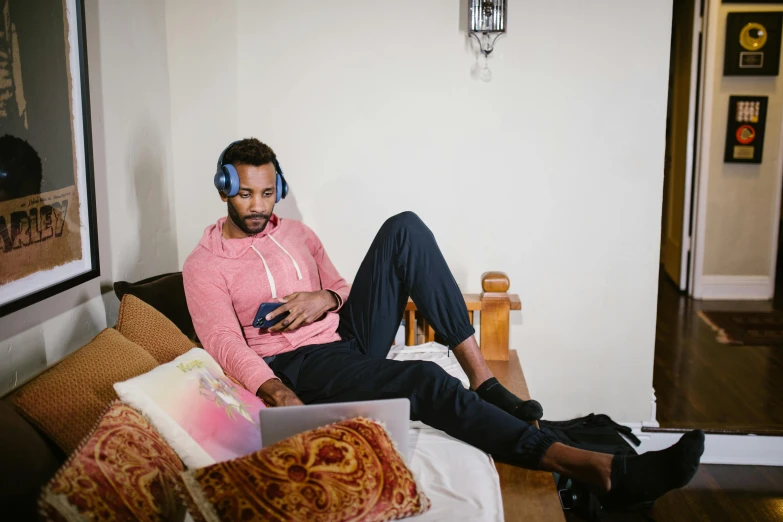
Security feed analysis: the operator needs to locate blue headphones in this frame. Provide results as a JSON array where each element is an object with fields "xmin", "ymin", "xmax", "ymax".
[{"xmin": 213, "ymin": 140, "xmax": 289, "ymax": 203}]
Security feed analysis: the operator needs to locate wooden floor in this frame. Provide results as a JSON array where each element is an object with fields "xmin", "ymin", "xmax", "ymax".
[
  {"xmin": 560, "ymin": 273, "xmax": 783, "ymax": 521},
  {"xmin": 653, "ymin": 273, "xmax": 783, "ymax": 433},
  {"xmin": 564, "ymin": 464, "xmax": 783, "ymax": 522}
]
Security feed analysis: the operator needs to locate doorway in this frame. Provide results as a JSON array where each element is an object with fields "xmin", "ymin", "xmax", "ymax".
[{"xmin": 654, "ymin": 1, "xmax": 783, "ymax": 434}]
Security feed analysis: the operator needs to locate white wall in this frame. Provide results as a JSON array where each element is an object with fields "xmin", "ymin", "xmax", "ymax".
[
  {"xmin": 165, "ymin": 0, "xmax": 239, "ymax": 264},
  {"xmin": 0, "ymin": 0, "xmax": 178, "ymax": 395},
  {"xmin": 167, "ymin": 0, "xmax": 673, "ymax": 421},
  {"xmin": 693, "ymin": 1, "xmax": 783, "ymax": 300}
]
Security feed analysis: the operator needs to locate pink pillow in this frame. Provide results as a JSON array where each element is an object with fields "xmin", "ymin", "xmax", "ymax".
[{"xmin": 114, "ymin": 348, "xmax": 265, "ymax": 468}]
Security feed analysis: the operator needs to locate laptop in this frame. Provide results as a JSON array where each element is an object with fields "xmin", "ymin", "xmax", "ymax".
[{"xmin": 259, "ymin": 398, "xmax": 411, "ymax": 459}]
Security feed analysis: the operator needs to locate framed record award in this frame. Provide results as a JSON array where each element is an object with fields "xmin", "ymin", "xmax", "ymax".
[
  {"xmin": 724, "ymin": 95, "xmax": 768, "ymax": 164},
  {"xmin": 723, "ymin": 11, "xmax": 783, "ymax": 76}
]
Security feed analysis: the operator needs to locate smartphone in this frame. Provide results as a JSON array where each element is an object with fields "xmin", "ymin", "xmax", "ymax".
[{"xmin": 253, "ymin": 302, "xmax": 289, "ymax": 329}]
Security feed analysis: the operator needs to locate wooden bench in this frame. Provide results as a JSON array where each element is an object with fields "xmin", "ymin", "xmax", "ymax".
[{"xmin": 404, "ymin": 272, "xmax": 565, "ymax": 522}]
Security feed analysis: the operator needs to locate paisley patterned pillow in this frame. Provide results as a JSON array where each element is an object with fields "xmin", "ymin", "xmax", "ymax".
[
  {"xmin": 38, "ymin": 401, "xmax": 186, "ymax": 522},
  {"xmin": 180, "ymin": 417, "xmax": 430, "ymax": 522}
]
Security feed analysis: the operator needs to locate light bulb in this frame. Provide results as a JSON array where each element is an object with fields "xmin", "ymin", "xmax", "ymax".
[{"xmin": 481, "ymin": 65, "xmax": 492, "ymax": 82}]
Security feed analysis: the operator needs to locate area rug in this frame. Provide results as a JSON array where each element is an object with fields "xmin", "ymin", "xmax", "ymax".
[{"xmin": 698, "ymin": 310, "xmax": 783, "ymax": 345}]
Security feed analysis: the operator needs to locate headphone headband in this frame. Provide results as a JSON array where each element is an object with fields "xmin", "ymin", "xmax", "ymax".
[
  {"xmin": 214, "ymin": 139, "xmax": 288, "ymax": 202},
  {"xmin": 217, "ymin": 140, "xmax": 240, "ymax": 171}
]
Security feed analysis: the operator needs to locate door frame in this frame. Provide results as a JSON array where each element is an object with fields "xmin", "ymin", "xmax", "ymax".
[
  {"xmin": 689, "ymin": 0, "xmax": 712, "ymax": 298},
  {"xmin": 678, "ymin": 0, "xmax": 705, "ymax": 292}
]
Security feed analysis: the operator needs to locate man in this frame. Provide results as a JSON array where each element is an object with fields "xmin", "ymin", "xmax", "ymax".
[{"xmin": 184, "ymin": 138, "xmax": 704, "ymax": 506}]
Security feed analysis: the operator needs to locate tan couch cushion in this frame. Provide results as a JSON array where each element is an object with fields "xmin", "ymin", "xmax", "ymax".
[
  {"xmin": 113, "ymin": 272, "xmax": 198, "ymax": 342},
  {"xmin": 116, "ymin": 294, "xmax": 195, "ymax": 364},
  {"xmin": 12, "ymin": 329, "xmax": 157, "ymax": 454}
]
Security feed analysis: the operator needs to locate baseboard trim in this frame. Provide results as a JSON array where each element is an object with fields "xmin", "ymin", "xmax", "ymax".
[
  {"xmin": 697, "ymin": 275, "xmax": 772, "ymax": 300},
  {"xmin": 623, "ymin": 423, "xmax": 783, "ymax": 466},
  {"xmin": 642, "ymin": 426, "xmax": 783, "ymax": 437}
]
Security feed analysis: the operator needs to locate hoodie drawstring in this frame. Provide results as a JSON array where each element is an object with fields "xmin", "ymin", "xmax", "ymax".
[
  {"xmin": 250, "ymin": 236, "xmax": 303, "ymax": 299},
  {"xmin": 250, "ymin": 245, "xmax": 278, "ymax": 299},
  {"xmin": 269, "ymin": 235, "xmax": 303, "ymax": 281}
]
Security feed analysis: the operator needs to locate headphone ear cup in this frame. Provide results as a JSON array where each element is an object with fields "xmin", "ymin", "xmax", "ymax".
[
  {"xmin": 222, "ymin": 164, "xmax": 240, "ymax": 197},
  {"xmin": 213, "ymin": 170, "xmax": 227, "ymax": 194},
  {"xmin": 276, "ymin": 172, "xmax": 289, "ymax": 203}
]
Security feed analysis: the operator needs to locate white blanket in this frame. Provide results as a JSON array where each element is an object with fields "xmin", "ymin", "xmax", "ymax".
[{"xmin": 389, "ymin": 343, "xmax": 504, "ymax": 522}]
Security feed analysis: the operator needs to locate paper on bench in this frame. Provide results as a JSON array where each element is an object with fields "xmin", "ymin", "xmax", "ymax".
[{"xmin": 387, "ymin": 342, "xmax": 471, "ymax": 389}]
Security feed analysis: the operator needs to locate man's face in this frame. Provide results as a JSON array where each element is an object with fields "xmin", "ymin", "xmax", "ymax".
[{"xmin": 221, "ymin": 162, "xmax": 277, "ymax": 237}]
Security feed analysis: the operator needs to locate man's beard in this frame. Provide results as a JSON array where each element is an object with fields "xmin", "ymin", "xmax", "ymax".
[{"xmin": 227, "ymin": 200, "xmax": 270, "ymax": 235}]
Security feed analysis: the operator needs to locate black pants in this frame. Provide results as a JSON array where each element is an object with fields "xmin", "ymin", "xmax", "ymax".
[{"xmin": 267, "ymin": 212, "xmax": 555, "ymax": 469}]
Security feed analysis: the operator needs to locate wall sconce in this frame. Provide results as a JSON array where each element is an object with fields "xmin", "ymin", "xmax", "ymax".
[{"xmin": 468, "ymin": 0, "xmax": 506, "ymax": 82}]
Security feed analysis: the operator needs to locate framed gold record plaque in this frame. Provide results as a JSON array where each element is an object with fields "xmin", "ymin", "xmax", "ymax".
[{"xmin": 724, "ymin": 12, "xmax": 783, "ymax": 76}]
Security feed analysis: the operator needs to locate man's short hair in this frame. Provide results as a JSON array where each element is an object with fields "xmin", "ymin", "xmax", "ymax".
[{"xmin": 223, "ymin": 138, "xmax": 277, "ymax": 168}]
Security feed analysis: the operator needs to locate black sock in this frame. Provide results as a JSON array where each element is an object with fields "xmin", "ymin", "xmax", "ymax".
[
  {"xmin": 602, "ymin": 429, "xmax": 705, "ymax": 507},
  {"xmin": 474, "ymin": 377, "xmax": 544, "ymax": 422}
]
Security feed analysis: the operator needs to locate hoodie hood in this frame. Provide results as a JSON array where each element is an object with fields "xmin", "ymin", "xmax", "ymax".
[{"xmin": 199, "ymin": 214, "xmax": 282, "ymax": 259}]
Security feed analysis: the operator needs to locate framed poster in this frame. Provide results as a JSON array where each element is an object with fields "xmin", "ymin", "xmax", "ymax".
[{"xmin": 0, "ymin": 0, "xmax": 98, "ymax": 317}]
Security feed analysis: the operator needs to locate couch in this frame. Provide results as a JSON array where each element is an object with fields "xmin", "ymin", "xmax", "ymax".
[{"xmin": 1, "ymin": 273, "xmax": 518, "ymax": 521}]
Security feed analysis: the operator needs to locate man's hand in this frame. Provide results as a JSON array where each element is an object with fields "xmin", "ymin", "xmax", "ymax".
[
  {"xmin": 267, "ymin": 290, "xmax": 338, "ymax": 332},
  {"xmin": 257, "ymin": 379, "xmax": 304, "ymax": 407}
]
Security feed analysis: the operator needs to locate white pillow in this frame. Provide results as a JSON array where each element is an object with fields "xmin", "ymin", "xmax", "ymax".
[{"xmin": 114, "ymin": 348, "xmax": 265, "ymax": 468}]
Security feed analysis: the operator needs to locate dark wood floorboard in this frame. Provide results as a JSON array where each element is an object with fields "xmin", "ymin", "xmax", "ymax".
[
  {"xmin": 653, "ymin": 272, "xmax": 783, "ymax": 432},
  {"xmin": 564, "ymin": 464, "xmax": 783, "ymax": 522}
]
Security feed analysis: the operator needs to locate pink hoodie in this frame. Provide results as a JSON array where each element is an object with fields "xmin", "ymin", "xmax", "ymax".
[{"xmin": 182, "ymin": 215, "xmax": 350, "ymax": 394}]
